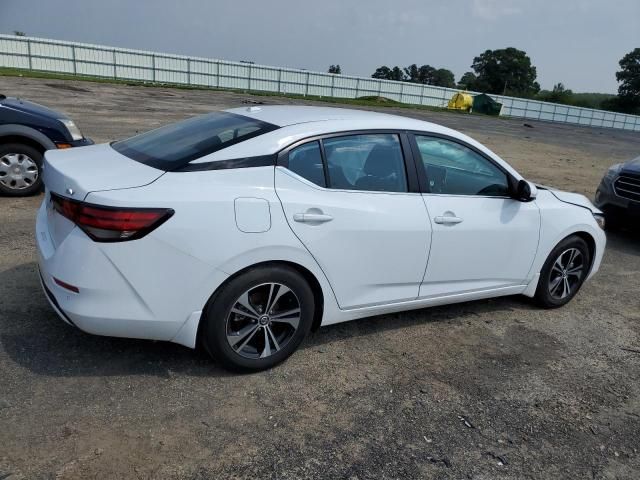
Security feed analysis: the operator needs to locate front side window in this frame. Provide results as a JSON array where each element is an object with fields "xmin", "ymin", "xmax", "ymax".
[
  {"xmin": 112, "ymin": 112, "xmax": 278, "ymax": 170},
  {"xmin": 415, "ymin": 136, "xmax": 509, "ymax": 196},
  {"xmin": 322, "ymin": 134, "xmax": 407, "ymax": 192}
]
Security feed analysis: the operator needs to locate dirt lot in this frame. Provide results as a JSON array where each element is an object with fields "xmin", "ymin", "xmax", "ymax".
[{"xmin": 1, "ymin": 76, "xmax": 639, "ymax": 479}]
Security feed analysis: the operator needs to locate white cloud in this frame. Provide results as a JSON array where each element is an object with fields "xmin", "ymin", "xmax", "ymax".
[{"xmin": 472, "ymin": 0, "xmax": 524, "ymax": 20}]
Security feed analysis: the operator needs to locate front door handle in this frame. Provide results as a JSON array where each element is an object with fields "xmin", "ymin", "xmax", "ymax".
[
  {"xmin": 434, "ymin": 215, "xmax": 463, "ymax": 225},
  {"xmin": 293, "ymin": 213, "xmax": 333, "ymax": 224}
]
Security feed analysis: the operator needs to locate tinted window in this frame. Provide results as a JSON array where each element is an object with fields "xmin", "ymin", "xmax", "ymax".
[
  {"xmin": 415, "ymin": 136, "xmax": 509, "ymax": 196},
  {"xmin": 287, "ymin": 141, "xmax": 326, "ymax": 187},
  {"xmin": 323, "ymin": 134, "xmax": 407, "ymax": 192},
  {"xmin": 112, "ymin": 112, "xmax": 278, "ymax": 170}
]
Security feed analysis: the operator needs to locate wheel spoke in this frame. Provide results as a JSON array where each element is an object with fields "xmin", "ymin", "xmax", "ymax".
[
  {"xmin": 236, "ymin": 291, "xmax": 260, "ymax": 318},
  {"xmin": 266, "ymin": 325, "xmax": 280, "ymax": 351},
  {"xmin": 260, "ymin": 328, "xmax": 272, "ymax": 358},
  {"xmin": 266, "ymin": 284, "xmax": 291, "ymax": 314},
  {"xmin": 568, "ymin": 249, "xmax": 579, "ymax": 266},
  {"xmin": 561, "ymin": 277, "xmax": 570, "ymax": 298},
  {"xmin": 227, "ymin": 323, "xmax": 259, "ymax": 349},
  {"xmin": 552, "ymin": 263, "xmax": 564, "ymax": 275},
  {"xmin": 554, "ymin": 256, "xmax": 566, "ymax": 271},
  {"xmin": 1, "ymin": 155, "xmax": 15, "ymax": 167},
  {"xmin": 231, "ymin": 306, "xmax": 258, "ymax": 320},
  {"xmin": 270, "ymin": 309, "xmax": 300, "ymax": 329},
  {"xmin": 566, "ymin": 266, "xmax": 583, "ymax": 277},
  {"xmin": 549, "ymin": 276, "xmax": 563, "ymax": 295}
]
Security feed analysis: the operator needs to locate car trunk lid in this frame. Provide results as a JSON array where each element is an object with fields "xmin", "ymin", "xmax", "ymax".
[{"xmin": 43, "ymin": 143, "xmax": 164, "ymax": 247}]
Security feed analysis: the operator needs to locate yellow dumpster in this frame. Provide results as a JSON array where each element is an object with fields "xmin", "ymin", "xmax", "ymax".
[{"xmin": 448, "ymin": 92, "xmax": 473, "ymax": 112}]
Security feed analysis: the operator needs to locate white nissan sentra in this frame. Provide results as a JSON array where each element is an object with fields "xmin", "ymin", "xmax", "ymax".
[{"xmin": 36, "ymin": 106, "xmax": 605, "ymax": 370}]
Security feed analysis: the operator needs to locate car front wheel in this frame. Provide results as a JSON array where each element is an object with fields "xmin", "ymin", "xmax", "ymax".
[
  {"xmin": 201, "ymin": 265, "xmax": 315, "ymax": 371},
  {"xmin": 534, "ymin": 235, "xmax": 591, "ymax": 308},
  {"xmin": 0, "ymin": 143, "xmax": 43, "ymax": 196}
]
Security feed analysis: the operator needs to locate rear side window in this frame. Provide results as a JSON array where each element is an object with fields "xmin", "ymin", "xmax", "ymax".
[
  {"xmin": 112, "ymin": 112, "xmax": 278, "ymax": 170},
  {"xmin": 287, "ymin": 141, "xmax": 326, "ymax": 187}
]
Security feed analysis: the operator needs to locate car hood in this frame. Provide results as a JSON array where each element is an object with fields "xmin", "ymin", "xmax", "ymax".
[
  {"xmin": 538, "ymin": 185, "xmax": 601, "ymax": 214},
  {"xmin": 621, "ymin": 155, "xmax": 640, "ymax": 174},
  {"xmin": 0, "ymin": 96, "xmax": 68, "ymax": 119}
]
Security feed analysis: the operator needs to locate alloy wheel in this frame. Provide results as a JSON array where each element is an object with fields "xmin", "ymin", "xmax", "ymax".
[
  {"xmin": 225, "ymin": 283, "xmax": 301, "ymax": 359},
  {"xmin": 548, "ymin": 248, "xmax": 584, "ymax": 300},
  {"xmin": 0, "ymin": 153, "xmax": 39, "ymax": 190}
]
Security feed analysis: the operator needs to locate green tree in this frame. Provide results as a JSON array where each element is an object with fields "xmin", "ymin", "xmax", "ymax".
[
  {"xmin": 607, "ymin": 48, "xmax": 640, "ymax": 113},
  {"xmin": 328, "ymin": 64, "xmax": 342, "ymax": 74},
  {"xmin": 537, "ymin": 83, "xmax": 574, "ymax": 103},
  {"xmin": 458, "ymin": 71, "xmax": 477, "ymax": 89},
  {"xmin": 432, "ymin": 68, "xmax": 456, "ymax": 88},
  {"xmin": 418, "ymin": 65, "xmax": 436, "ymax": 84},
  {"xmin": 390, "ymin": 66, "xmax": 404, "ymax": 81},
  {"xmin": 372, "ymin": 66, "xmax": 392, "ymax": 79},
  {"xmin": 374, "ymin": 64, "xmax": 454, "ymax": 86},
  {"xmin": 403, "ymin": 64, "xmax": 454, "ymax": 86},
  {"xmin": 372, "ymin": 65, "xmax": 404, "ymax": 81},
  {"xmin": 403, "ymin": 64, "xmax": 421, "ymax": 82},
  {"xmin": 471, "ymin": 47, "xmax": 540, "ymax": 96}
]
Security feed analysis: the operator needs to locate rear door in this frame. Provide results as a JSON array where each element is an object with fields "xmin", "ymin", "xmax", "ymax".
[
  {"xmin": 411, "ymin": 134, "xmax": 540, "ymax": 298},
  {"xmin": 275, "ymin": 132, "xmax": 431, "ymax": 309}
]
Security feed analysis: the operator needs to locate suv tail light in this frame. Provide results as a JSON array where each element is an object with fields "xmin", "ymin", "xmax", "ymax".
[{"xmin": 51, "ymin": 193, "xmax": 174, "ymax": 242}]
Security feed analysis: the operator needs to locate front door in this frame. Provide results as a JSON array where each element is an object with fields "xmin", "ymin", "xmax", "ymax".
[{"xmin": 411, "ymin": 134, "xmax": 540, "ymax": 298}]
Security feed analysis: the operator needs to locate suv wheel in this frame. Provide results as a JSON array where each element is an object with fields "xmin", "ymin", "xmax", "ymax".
[
  {"xmin": 201, "ymin": 265, "xmax": 315, "ymax": 371},
  {"xmin": 0, "ymin": 143, "xmax": 44, "ymax": 196}
]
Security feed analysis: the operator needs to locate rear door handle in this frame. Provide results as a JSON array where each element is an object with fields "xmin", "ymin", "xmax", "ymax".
[
  {"xmin": 434, "ymin": 215, "xmax": 463, "ymax": 225},
  {"xmin": 293, "ymin": 213, "xmax": 333, "ymax": 223}
]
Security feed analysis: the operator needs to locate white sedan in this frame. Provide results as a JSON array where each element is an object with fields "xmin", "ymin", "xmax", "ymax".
[{"xmin": 36, "ymin": 106, "xmax": 606, "ymax": 371}]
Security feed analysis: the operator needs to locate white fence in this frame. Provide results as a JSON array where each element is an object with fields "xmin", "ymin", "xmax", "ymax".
[{"xmin": 1, "ymin": 34, "xmax": 639, "ymax": 132}]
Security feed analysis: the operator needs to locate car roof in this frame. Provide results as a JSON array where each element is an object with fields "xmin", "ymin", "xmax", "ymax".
[
  {"xmin": 225, "ymin": 105, "xmax": 435, "ymax": 130},
  {"xmin": 197, "ymin": 105, "xmax": 522, "ymax": 180}
]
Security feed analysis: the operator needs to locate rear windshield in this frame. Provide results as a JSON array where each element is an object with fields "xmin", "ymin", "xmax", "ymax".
[{"xmin": 112, "ymin": 112, "xmax": 278, "ymax": 170}]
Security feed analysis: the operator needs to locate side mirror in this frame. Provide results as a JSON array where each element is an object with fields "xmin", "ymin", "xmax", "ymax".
[{"xmin": 515, "ymin": 179, "xmax": 537, "ymax": 202}]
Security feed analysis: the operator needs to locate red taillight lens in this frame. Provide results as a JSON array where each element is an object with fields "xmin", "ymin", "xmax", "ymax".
[{"xmin": 51, "ymin": 193, "xmax": 174, "ymax": 242}]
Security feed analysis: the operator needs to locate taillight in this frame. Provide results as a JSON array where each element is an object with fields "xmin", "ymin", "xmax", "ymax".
[{"xmin": 50, "ymin": 193, "xmax": 174, "ymax": 242}]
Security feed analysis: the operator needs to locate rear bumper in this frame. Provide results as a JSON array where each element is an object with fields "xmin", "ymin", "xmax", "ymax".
[{"xmin": 35, "ymin": 198, "xmax": 227, "ymax": 347}]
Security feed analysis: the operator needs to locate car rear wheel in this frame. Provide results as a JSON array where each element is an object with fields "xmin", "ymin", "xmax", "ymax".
[
  {"xmin": 201, "ymin": 265, "xmax": 314, "ymax": 371},
  {"xmin": 0, "ymin": 143, "xmax": 43, "ymax": 196},
  {"xmin": 534, "ymin": 235, "xmax": 591, "ymax": 308}
]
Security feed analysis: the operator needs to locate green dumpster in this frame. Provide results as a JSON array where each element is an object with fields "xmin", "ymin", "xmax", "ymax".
[{"xmin": 472, "ymin": 93, "xmax": 502, "ymax": 116}]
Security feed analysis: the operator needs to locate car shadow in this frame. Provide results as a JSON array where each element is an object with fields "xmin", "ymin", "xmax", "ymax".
[
  {"xmin": 1, "ymin": 262, "xmax": 539, "ymax": 378},
  {"xmin": 0, "ymin": 262, "xmax": 234, "ymax": 378},
  {"xmin": 6, "ymin": 228, "xmax": 632, "ymax": 379},
  {"xmin": 604, "ymin": 227, "xmax": 640, "ymax": 257}
]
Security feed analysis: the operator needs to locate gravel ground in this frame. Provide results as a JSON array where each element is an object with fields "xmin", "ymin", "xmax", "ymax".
[{"xmin": 1, "ymin": 76, "xmax": 639, "ymax": 480}]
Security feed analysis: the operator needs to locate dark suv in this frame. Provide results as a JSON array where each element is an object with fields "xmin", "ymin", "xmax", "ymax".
[
  {"xmin": 595, "ymin": 156, "xmax": 640, "ymax": 229},
  {"xmin": 0, "ymin": 94, "xmax": 93, "ymax": 196}
]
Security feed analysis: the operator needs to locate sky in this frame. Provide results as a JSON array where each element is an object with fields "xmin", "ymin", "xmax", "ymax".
[{"xmin": 1, "ymin": 0, "xmax": 638, "ymax": 93}]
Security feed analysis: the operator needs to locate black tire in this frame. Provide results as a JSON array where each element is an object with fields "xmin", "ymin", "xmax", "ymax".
[
  {"xmin": 201, "ymin": 265, "xmax": 315, "ymax": 371},
  {"xmin": 534, "ymin": 235, "xmax": 591, "ymax": 308},
  {"xmin": 0, "ymin": 143, "xmax": 44, "ymax": 196}
]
